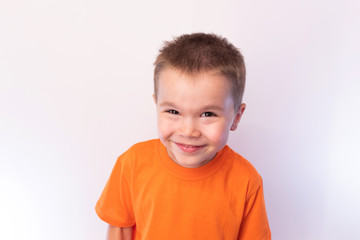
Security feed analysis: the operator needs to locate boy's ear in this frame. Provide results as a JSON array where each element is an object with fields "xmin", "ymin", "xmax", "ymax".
[
  {"xmin": 153, "ymin": 94, "xmax": 157, "ymax": 104},
  {"xmin": 230, "ymin": 103, "xmax": 246, "ymax": 131}
]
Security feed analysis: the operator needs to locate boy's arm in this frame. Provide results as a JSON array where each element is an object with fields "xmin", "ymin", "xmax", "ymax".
[
  {"xmin": 107, "ymin": 225, "xmax": 133, "ymax": 240},
  {"xmin": 238, "ymin": 181, "xmax": 271, "ymax": 240}
]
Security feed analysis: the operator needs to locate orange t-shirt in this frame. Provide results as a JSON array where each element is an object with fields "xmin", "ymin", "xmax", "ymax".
[{"xmin": 96, "ymin": 139, "xmax": 271, "ymax": 239}]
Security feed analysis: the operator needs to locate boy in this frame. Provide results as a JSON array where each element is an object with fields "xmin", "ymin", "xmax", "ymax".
[{"xmin": 96, "ymin": 33, "xmax": 271, "ymax": 240}]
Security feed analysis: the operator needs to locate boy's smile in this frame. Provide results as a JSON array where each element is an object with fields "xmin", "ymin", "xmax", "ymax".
[{"xmin": 155, "ymin": 68, "xmax": 246, "ymax": 168}]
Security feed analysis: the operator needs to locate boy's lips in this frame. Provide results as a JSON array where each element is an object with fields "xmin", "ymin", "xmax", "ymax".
[{"xmin": 175, "ymin": 142, "xmax": 205, "ymax": 153}]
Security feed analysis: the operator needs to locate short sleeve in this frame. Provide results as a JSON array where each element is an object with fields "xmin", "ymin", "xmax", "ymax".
[
  {"xmin": 237, "ymin": 180, "xmax": 271, "ymax": 240},
  {"xmin": 95, "ymin": 152, "xmax": 135, "ymax": 227}
]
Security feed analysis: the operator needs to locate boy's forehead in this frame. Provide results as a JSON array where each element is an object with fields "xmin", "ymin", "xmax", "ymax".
[{"xmin": 157, "ymin": 68, "xmax": 234, "ymax": 106}]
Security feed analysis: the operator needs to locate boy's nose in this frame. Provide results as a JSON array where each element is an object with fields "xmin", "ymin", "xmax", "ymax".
[{"xmin": 179, "ymin": 118, "xmax": 201, "ymax": 138}]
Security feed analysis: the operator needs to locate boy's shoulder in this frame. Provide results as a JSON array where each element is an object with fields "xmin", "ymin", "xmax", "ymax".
[
  {"xmin": 112, "ymin": 139, "xmax": 160, "ymax": 174},
  {"xmin": 117, "ymin": 139, "xmax": 160, "ymax": 163},
  {"xmin": 224, "ymin": 146, "xmax": 263, "ymax": 188},
  {"xmin": 125, "ymin": 138, "xmax": 159, "ymax": 155}
]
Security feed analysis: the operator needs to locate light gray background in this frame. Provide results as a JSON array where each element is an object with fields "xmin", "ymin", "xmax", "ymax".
[{"xmin": 1, "ymin": 0, "xmax": 359, "ymax": 239}]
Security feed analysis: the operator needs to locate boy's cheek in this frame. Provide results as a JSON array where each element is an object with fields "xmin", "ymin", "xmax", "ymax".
[
  {"xmin": 157, "ymin": 119, "xmax": 175, "ymax": 137},
  {"xmin": 203, "ymin": 125, "xmax": 230, "ymax": 143},
  {"xmin": 208, "ymin": 130, "xmax": 229, "ymax": 144}
]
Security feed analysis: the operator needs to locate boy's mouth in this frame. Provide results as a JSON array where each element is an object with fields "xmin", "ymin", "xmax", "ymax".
[{"xmin": 175, "ymin": 142, "xmax": 205, "ymax": 153}]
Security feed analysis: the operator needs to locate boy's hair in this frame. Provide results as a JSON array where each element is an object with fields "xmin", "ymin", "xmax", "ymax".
[{"xmin": 153, "ymin": 33, "xmax": 246, "ymax": 110}]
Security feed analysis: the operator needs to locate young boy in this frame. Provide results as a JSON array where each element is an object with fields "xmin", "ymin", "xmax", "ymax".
[{"xmin": 96, "ymin": 33, "xmax": 271, "ymax": 240}]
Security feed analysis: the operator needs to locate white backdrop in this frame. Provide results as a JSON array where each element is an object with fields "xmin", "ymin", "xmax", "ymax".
[{"xmin": 1, "ymin": 0, "xmax": 359, "ymax": 239}]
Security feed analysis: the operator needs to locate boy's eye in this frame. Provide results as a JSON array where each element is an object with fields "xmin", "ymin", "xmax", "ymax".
[
  {"xmin": 167, "ymin": 110, "xmax": 179, "ymax": 115},
  {"xmin": 201, "ymin": 112, "xmax": 216, "ymax": 117}
]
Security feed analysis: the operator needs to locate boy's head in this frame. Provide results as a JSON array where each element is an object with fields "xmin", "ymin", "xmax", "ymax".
[
  {"xmin": 153, "ymin": 33, "xmax": 247, "ymax": 168},
  {"xmin": 154, "ymin": 33, "xmax": 246, "ymax": 110}
]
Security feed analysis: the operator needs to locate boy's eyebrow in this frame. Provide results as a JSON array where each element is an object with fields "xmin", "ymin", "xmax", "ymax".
[
  {"xmin": 159, "ymin": 101, "xmax": 177, "ymax": 108},
  {"xmin": 202, "ymin": 105, "xmax": 224, "ymax": 111},
  {"xmin": 159, "ymin": 101, "xmax": 224, "ymax": 111}
]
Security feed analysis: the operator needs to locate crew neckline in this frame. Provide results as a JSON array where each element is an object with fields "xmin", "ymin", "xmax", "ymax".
[{"xmin": 157, "ymin": 139, "xmax": 229, "ymax": 180}]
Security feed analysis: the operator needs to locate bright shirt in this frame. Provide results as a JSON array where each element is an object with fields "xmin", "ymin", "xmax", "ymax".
[{"xmin": 96, "ymin": 139, "xmax": 271, "ymax": 239}]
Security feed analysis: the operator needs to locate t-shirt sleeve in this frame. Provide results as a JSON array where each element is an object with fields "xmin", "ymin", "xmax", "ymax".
[
  {"xmin": 237, "ymin": 179, "xmax": 271, "ymax": 240},
  {"xmin": 95, "ymin": 152, "xmax": 135, "ymax": 227}
]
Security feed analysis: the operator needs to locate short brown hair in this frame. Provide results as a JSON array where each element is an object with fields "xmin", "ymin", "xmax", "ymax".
[{"xmin": 153, "ymin": 33, "xmax": 246, "ymax": 110}]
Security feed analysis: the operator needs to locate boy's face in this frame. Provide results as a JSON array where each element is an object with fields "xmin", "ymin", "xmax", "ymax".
[{"xmin": 155, "ymin": 68, "xmax": 246, "ymax": 168}]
